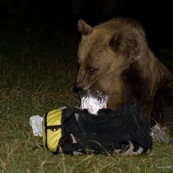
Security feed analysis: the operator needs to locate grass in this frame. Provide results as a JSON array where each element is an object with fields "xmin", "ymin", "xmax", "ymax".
[{"xmin": 0, "ymin": 22, "xmax": 173, "ymax": 173}]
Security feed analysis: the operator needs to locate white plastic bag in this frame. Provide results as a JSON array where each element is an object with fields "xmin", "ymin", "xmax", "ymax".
[
  {"xmin": 30, "ymin": 115, "xmax": 43, "ymax": 137},
  {"xmin": 80, "ymin": 89, "xmax": 109, "ymax": 115}
]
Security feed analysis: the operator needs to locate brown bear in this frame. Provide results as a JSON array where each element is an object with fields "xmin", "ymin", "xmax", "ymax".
[{"xmin": 75, "ymin": 17, "xmax": 173, "ymax": 133}]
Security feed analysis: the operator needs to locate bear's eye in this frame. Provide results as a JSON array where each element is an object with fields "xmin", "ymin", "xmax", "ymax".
[{"xmin": 87, "ymin": 66, "xmax": 95, "ymax": 73}]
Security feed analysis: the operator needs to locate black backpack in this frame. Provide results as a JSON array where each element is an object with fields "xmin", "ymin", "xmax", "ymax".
[{"xmin": 42, "ymin": 102, "xmax": 152, "ymax": 155}]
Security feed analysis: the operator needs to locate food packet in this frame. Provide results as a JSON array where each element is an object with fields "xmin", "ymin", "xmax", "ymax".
[
  {"xmin": 80, "ymin": 89, "xmax": 109, "ymax": 115},
  {"xmin": 151, "ymin": 124, "xmax": 171, "ymax": 143}
]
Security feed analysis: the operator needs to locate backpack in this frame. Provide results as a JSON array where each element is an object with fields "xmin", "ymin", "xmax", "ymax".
[{"xmin": 42, "ymin": 102, "xmax": 152, "ymax": 155}]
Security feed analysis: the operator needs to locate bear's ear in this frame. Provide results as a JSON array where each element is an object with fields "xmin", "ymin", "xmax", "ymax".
[
  {"xmin": 78, "ymin": 19, "xmax": 93, "ymax": 35},
  {"xmin": 109, "ymin": 31, "xmax": 123, "ymax": 50}
]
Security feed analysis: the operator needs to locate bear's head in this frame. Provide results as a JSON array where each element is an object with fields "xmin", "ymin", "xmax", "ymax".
[{"xmin": 75, "ymin": 17, "xmax": 148, "ymax": 91}]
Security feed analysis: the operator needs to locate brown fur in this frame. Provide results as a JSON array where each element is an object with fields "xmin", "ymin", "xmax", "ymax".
[{"xmin": 75, "ymin": 17, "xmax": 173, "ymax": 133}]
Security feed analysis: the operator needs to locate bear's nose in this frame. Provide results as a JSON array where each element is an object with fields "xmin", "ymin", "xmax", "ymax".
[{"xmin": 75, "ymin": 81, "xmax": 83, "ymax": 90}]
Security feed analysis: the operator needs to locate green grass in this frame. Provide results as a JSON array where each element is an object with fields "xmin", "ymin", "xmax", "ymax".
[{"xmin": 0, "ymin": 23, "xmax": 173, "ymax": 173}]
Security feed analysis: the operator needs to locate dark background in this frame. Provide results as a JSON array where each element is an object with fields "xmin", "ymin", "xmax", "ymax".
[{"xmin": 0, "ymin": 0, "xmax": 173, "ymax": 51}]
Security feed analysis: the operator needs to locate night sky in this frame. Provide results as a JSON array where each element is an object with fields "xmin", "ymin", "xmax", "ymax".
[{"xmin": 0, "ymin": 0, "xmax": 173, "ymax": 50}]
